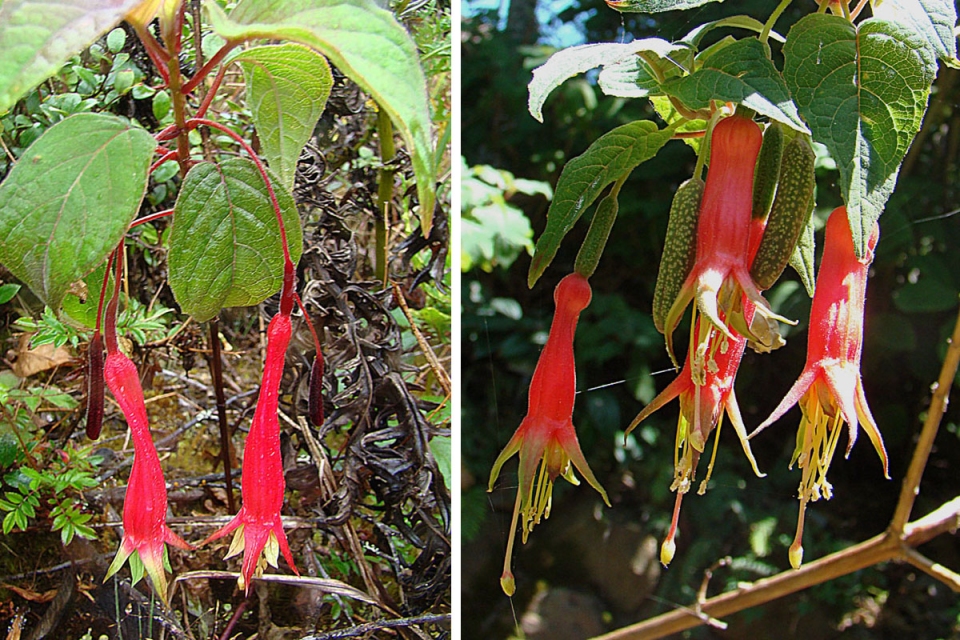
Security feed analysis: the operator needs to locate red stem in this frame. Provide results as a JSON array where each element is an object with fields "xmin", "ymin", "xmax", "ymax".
[
  {"xmin": 186, "ymin": 117, "xmax": 296, "ymax": 313},
  {"xmin": 149, "ymin": 149, "xmax": 179, "ymax": 174},
  {"xmin": 134, "ymin": 25, "xmax": 170, "ymax": 85},
  {"xmin": 155, "ymin": 124, "xmax": 180, "ymax": 142},
  {"xmin": 294, "ymin": 294, "xmax": 322, "ymax": 354},
  {"xmin": 104, "ymin": 247, "xmax": 124, "ymax": 355},
  {"xmin": 94, "ymin": 252, "xmax": 115, "ymax": 334},
  {"xmin": 193, "ymin": 63, "xmax": 228, "ymax": 121},
  {"xmin": 182, "ymin": 42, "xmax": 239, "ymax": 95},
  {"xmin": 129, "ymin": 208, "xmax": 175, "ymax": 229}
]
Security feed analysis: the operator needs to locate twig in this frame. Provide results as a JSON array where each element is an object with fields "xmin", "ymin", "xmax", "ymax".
[
  {"xmin": 891, "ymin": 303, "xmax": 960, "ymax": 531},
  {"xmin": 301, "ymin": 613, "xmax": 451, "ymax": 640},
  {"xmin": 391, "ymin": 282, "xmax": 451, "ymax": 395}
]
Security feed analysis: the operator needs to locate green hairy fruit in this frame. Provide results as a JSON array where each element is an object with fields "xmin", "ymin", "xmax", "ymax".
[
  {"xmin": 653, "ymin": 177, "xmax": 704, "ymax": 333},
  {"xmin": 750, "ymin": 135, "xmax": 816, "ymax": 290},
  {"xmin": 752, "ymin": 122, "xmax": 785, "ymax": 220}
]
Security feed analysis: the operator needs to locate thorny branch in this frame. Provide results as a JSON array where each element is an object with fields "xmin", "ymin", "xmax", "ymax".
[{"xmin": 593, "ymin": 304, "xmax": 960, "ymax": 640}]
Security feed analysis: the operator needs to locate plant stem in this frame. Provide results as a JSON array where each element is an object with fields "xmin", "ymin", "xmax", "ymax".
[
  {"xmin": 208, "ymin": 317, "xmax": 236, "ymax": 512},
  {"xmin": 181, "ymin": 42, "xmax": 239, "ymax": 95},
  {"xmin": 376, "ymin": 108, "xmax": 397, "ymax": 286},
  {"xmin": 760, "ymin": 0, "xmax": 792, "ymax": 45},
  {"xmin": 890, "ymin": 301, "xmax": 960, "ymax": 532}
]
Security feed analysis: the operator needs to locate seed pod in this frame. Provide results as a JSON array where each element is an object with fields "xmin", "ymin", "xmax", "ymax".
[
  {"xmin": 752, "ymin": 122, "xmax": 784, "ymax": 220},
  {"xmin": 653, "ymin": 178, "xmax": 704, "ymax": 333},
  {"xmin": 750, "ymin": 135, "xmax": 816, "ymax": 290},
  {"xmin": 85, "ymin": 332, "xmax": 104, "ymax": 440},
  {"xmin": 308, "ymin": 351, "xmax": 324, "ymax": 427}
]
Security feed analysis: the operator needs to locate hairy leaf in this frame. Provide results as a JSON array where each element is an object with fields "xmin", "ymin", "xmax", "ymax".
[
  {"xmin": 0, "ymin": 113, "xmax": 155, "ymax": 310},
  {"xmin": 528, "ymin": 120, "xmax": 676, "ymax": 287},
  {"xmin": 784, "ymin": 15, "xmax": 936, "ymax": 257},
  {"xmin": 605, "ymin": 0, "xmax": 723, "ymax": 13},
  {"xmin": 230, "ymin": 43, "xmax": 333, "ymax": 192},
  {"xmin": 0, "ymin": 0, "xmax": 143, "ymax": 114},
  {"xmin": 206, "ymin": 0, "xmax": 436, "ymax": 232},
  {"xmin": 168, "ymin": 158, "xmax": 303, "ymax": 322},
  {"xmin": 663, "ymin": 38, "xmax": 808, "ymax": 133},
  {"xmin": 528, "ymin": 39, "xmax": 685, "ymax": 121},
  {"xmin": 872, "ymin": 0, "xmax": 956, "ymax": 62}
]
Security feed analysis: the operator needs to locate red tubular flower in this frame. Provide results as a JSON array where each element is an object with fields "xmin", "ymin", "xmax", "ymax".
[
  {"xmin": 488, "ymin": 273, "xmax": 610, "ymax": 596},
  {"xmin": 751, "ymin": 206, "xmax": 889, "ymax": 569},
  {"xmin": 627, "ymin": 308, "xmax": 764, "ymax": 566},
  {"xmin": 204, "ymin": 313, "xmax": 299, "ymax": 592},
  {"xmin": 662, "ymin": 113, "xmax": 789, "ymax": 362},
  {"xmin": 103, "ymin": 351, "xmax": 192, "ymax": 602}
]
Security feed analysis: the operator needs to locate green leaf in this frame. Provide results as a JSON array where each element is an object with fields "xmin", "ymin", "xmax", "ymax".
[
  {"xmin": 606, "ymin": 0, "xmax": 723, "ymax": 12},
  {"xmin": 428, "ymin": 435, "xmax": 451, "ymax": 489},
  {"xmin": 0, "ymin": 113, "xmax": 155, "ymax": 311},
  {"xmin": 168, "ymin": 158, "xmax": 303, "ymax": 322},
  {"xmin": 528, "ymin": 39, "xmax": 685, "ymax": 121},
  {"xmin": 206, "ymin": 0, "xmax": 436, "ymax": 233},
  {"xmin": 788, "ymin": 216, "xmax": 816, "ymax": 297},
  {"xmin": 230, "ymin": 43, "xmax": 333, "ymax": 192},
  {"xmin": 0, "ymin": 0, "xmax": 143, "ymax": 114},
  {"xmin": 61, "ymin": 263, "xmax": 111, "ymax": 328},
  {"xmin": 872, "ymin": 0, "xmax": 957, "ymax": 62},
  {"xmin": 783, "ymin": 15, "xmax": 937, "ymax": 257},
  {"xmin": 0, "ymin": 283, "xmax": 21, "ymax": 304},
  {"xmin": 528, "ymin": 120, "xmax": 676, "ymax": 286},
  {"xmin": 662, "ymin": 38, "xmax": 808, "ymax": 134},
  {"xmin": 682, "ymin": 15, "xmax": 783, "ymax": 46}
]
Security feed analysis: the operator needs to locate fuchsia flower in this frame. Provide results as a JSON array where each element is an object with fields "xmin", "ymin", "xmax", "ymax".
[
  {"xmin": 488, "ymin": 273, "xmax": 610, "ymax": 595},
  {"xmin": 204, "ymin": 313, "xmax": 299, "ymax": 592},
  {"xmin": 626, "ymin": 310, "xmax": 764, "ymax": 566},
  {"xmin": 751, "ymin": 206, "xmax": 889, "ymax": 569},
  {"xmin": 103, "ymin": 351, "xmax": 192, "ymax": 602},
  {"xmin": 662, "ymin": 113, "xmax": 789, "ymax": 363}
]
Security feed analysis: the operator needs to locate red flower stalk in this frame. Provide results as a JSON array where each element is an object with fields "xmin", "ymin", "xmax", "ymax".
[
  {"xmin": 101, "ymin": 251, "xmax": 190, "ymax": 602},
  {"xmin": 626, "ymin": 307, "xmax": 764, "ymax": 566},
  {"xmin": 203, "ymin": 313, "xmax": 299, "ymax": 592},
  {"xmin": 751, "ymin": 206, "xmax": 889, "ymax": 569},
  {"xmin": 488, "ymin": 273, "xmax": 610, "ymax": 596},
  {"xmin": 662, "ymin": 113, "xmax": 789, "ymax": 364}
]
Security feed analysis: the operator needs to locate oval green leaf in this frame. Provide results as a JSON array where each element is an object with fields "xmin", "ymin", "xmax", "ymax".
[
  {"xmin": 168, "ymin": 158, "xmax": 303, "ymax": 322},
  {"xmin": 783, "ymin": 15, "xmax": 937, "ymax": 257},
  {"xmin": 0, "ymin": 0, "xmax": 143, "ymax": 115},
  {"xmin": 230, "ymin": 43, "xmax": 333, "ymax": 192},
  {"xmin": 206, "ymin": 0, "xmax": 436, "ymax": 233},
  {"xmin": 0, "ymin": 113, "xmax": 155, "ymax": 311},
  {"xmin": 528, "ymin": 120, "xmax": 676, "ymax": 287},
  {"xmin": 528, "ymin": 39, "xmax": 684, "ymax": 121}
]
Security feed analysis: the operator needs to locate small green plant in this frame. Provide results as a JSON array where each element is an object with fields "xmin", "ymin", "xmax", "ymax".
[{"xmin": 0, "ymin": 444, "xmax": 100, "ymax": 545}]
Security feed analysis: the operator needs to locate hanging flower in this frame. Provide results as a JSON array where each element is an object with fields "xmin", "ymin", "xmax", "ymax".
[
  {"xmin": 750, "ymin": 206, "xmax": 889, "ymax": 569},
  {"xmin": 203, "ymin": 313, "xmax": 299, "ymax": 592},
  {"xmin": 627, "ymin": 307, "xmax": 764, "ymax": 566},
  {"xmin": 488, "ymin": 273, "xmax": 610, "ymax": 596},
  {"xmin": 103, "ymin": 351, "xmax": 192, "ymax": 603}
]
